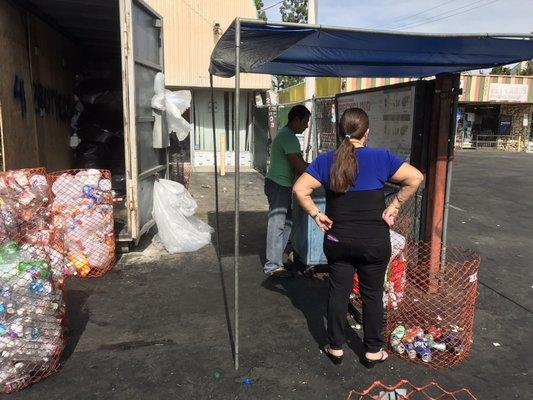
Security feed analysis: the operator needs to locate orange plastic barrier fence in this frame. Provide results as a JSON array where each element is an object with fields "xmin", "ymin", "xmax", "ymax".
[{"xmin": 347, "ymin": 380, "xmax": 477, "ymax": 400}]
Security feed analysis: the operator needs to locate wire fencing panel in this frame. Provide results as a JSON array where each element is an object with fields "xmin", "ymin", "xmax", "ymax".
[{"xmin": 313, "ymin": 97, "xmax": 337, "ymax": 157}]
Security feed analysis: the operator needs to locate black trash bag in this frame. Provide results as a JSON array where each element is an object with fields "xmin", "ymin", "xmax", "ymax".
[
  {"xmin": 76, "ymin": 103, "xmax": 123, "ymax": 143},
  {"xmin": 75, "ymin": 140, "xmax": 111, "ymax": 170},
  {"xmin": 111, "ymin": 174, "xmax": 126, "ymax": 197},
  {"xmin": 75, "ymin": 78, "xmax": 122, "ymax": 110}
]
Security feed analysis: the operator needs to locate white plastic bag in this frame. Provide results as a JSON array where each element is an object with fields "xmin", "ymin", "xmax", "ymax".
[
  {"xmin": 152, "ymin": 179, "xmax": 212, "ymax": 253},
  {"xmin": 151, "ymin": 73, "xmax": 166, "ymax": 110},
  {"xmin": 390, "ymin": 229, "xmax": 406, "ymax": 260},
  {"xmin": 165, "ymin": 91, "xmax": 192, "ymax": 141},
  {"xmin": 151, "ymin": 72, "xmax": 192, "ymax": 141}
]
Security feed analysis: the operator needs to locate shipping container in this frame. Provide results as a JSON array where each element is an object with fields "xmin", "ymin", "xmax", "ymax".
[{"xmin": 0, "ymin": 0, "xmax": 168, "ymax": 246}]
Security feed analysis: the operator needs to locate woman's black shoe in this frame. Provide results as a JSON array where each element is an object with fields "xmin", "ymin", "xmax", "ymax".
[
  {"xmin": 324, "ymin": 345, "xmax": 343, "ymax": 365},
  {"xmin": 361, "ymin": 349, "xmax": 388, "ymax": 369}
]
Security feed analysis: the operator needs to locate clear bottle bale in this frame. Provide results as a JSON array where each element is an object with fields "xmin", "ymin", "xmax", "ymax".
[
  {"xmin": 48, "ymin": 169, "xmax": 115, "ymax": 278},
  {"xmin": 0, "ymin": 168, "xmax": 66, "ymax": 393}
]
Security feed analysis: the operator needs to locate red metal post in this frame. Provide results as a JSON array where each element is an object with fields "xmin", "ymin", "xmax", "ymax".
[{"xmin": 425, "ymin": 74, "xmax": 455, "ymax": 293}]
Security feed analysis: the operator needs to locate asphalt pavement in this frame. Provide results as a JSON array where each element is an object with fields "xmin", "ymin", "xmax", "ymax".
[{"xmin": 9, "ymin": 150, "xmax": 532, "ymax": 399}]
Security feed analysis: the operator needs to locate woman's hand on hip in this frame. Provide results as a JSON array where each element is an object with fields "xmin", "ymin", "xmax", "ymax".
[
  {"xmin": 314, "ymin": 213, "xmax": 333, "ymax": 232},
  {"xmin": 382, "ymin": 204, "xmax": 399, "ymax": 227}
]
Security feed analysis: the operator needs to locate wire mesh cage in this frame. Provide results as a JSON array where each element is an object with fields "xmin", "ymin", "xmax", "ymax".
[
  {"xmin": 347, "ymin": 380, "xmax": 477, "ymax": 400},
  {"xmin": 0, "ymin": 168, "xmax": 65, "ymax": 392},
  {"xmin": 49, "ymin": 169, "xmax": 115, "ymax": 278},
  {"xmin": 385, "ymin": 242, "xmax": 479, "ymax": 369}
]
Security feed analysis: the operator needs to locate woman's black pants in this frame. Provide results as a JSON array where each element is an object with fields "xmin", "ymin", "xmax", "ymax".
[{"xmin": 323, "ymin": 236, "xmax": 391, "ymax": 353}]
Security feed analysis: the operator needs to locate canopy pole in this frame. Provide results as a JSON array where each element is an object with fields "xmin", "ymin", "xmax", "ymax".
[
  {"xmin": 209, "ymin": 74, "xmax": 221, "ymax": 258},
  {"xmin": 234, "ymin": 17, "xmax": 241, "ymax": 371},
  {"xmin": 425, "ymin": 73, "xmax": 455, "ymax": 293}
]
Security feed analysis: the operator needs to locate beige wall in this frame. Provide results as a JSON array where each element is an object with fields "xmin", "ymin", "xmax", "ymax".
[
  {"xmin": 145, "ymin": 0, "xmax": 270, "ymax": 90},
  {"xmin": 0, "ymin": 0, "xmax": 76, "ymax": 171}
]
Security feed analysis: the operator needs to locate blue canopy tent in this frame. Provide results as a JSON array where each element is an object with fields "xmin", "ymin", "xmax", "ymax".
[
  {"xmin": 208, "ymin": 18, "xmax": 533, "ymax": 369},
  {"xmin": 210, "ymin": 20, "xmax": 533, "ymax": 78}
]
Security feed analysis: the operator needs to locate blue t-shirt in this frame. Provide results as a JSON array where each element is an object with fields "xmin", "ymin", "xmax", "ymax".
[{"xmin": 306, "ymin": 147, "xmax": 404, "ymax": 191}]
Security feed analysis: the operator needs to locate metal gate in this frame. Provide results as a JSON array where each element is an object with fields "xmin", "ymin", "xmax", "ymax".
[
  {"xmin": 120, "ymin": 0, "xmax": 167, "ymax": 241},
  {"xmin": 252, "ymin": 107, "xmax": 269, "ymax": 175},
  {"xmin": 313, "ymin": 97, "xmax": 337, "ymax": 156}
]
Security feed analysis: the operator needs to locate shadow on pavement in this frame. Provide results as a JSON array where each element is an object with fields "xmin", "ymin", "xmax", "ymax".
[
  {"xmin": 261, "ymin": 273, "xmax": 367, "ymax": 361},
  {"xmin": 61, "ymin": 287, "xmax": 93, "ymax": 362},
  {"xmin": 208, "ymin": 211, "xmax": 267, "ymax": 257}
]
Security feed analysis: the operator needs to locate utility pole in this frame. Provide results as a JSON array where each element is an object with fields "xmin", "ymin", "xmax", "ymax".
[
  {"xmin": 304, "ymin": 0, "xmax": 317, "ymax": 161},
  {"xmin": 305, "ymin": 0, "xmax": 317, "ymax": 102}
]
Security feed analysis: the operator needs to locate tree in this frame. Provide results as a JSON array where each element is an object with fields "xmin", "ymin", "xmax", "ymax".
[
  {"xmin": 275, "ymin": 0, "xmax": 308, "ymax": 91},
  {"xmin": 519, "ymin": 61, "xmax": 533, "ymax": 76},
  {"xmin": 272, "ymin": 75, "xmax": 304, "ymax": 91},
  {"xmin": 490, "ymin": 66, "xmax": 511, "ymax": 75},
  {"xmin": 254, "ymin": 0, "xmax": 267, "ymax": 21},
  {"xmin": 280, "ymin": 0, "xmax": 308, "ymax": 23}
]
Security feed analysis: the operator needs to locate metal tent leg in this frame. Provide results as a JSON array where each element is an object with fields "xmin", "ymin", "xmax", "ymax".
[
  {"xmin": 209, "ymin": 74, "xmax": 221, "ymax": 258},
  {"xmin": 234, "ymin": 18, "xmax": 241, "ymax": 371}
]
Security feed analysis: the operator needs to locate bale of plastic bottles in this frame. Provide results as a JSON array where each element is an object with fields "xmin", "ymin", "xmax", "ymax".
[
  {"xmin": 49, "ymin": 169, "xmax": 115, "ymax": 278},
  {"xmin": 0, "ymin": 169, "xmax": 65, "ymax": 393}
]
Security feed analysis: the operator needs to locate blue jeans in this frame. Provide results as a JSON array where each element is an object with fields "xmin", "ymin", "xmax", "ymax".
[{"xmin": 264, "ymin": 178, "xmax": 293, "ymax": 274}]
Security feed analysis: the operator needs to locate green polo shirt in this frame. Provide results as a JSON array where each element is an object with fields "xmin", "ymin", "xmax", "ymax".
[{"xmin": 267, "ymin": 126, "xmax": 302, "ymax": 187}]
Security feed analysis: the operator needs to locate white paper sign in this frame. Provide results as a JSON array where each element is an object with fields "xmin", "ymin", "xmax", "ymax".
[
  {"xmin": 337, "ymin": 86, "xmax": 416, "ymax": 161},
  {"xmin": 488, "ymin": 83, "xmax": 528, "ymax": 102}
]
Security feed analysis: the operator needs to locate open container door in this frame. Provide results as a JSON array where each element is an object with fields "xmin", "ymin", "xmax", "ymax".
[{"xmin": 119, "ymin": 0, "xmax": 168, "ymax": 242}]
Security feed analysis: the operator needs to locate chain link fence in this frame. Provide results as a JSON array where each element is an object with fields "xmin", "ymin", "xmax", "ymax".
[{"xmin": 313, "ymin": 97, "xmax": 337, "ymax": 156}]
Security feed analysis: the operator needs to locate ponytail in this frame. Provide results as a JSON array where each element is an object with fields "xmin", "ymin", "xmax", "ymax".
[
  {"xmin": 330, "ymin": 138, "xmax": 357, "ymax": 193},
  {"xmin": 329, "ymin": 108, "xmax": 369, "ymax": 193}
]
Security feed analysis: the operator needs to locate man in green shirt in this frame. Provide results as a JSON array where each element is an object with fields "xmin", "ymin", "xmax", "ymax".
[{"xmin": 264, "ymin": 105, "xmax": 310, "ymax": 277}]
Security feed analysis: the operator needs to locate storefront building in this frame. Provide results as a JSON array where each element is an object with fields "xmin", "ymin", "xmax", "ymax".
[
  {"xmin": 456, "ymin": 74, "xmax": 533, "ymax": 151},
  {"xmin": 278, "ymin": 73, "xmax": 533, "ymax": 152}
]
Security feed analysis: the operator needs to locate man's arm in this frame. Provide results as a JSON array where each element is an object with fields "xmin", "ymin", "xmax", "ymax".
[{"xmin": 287, "ymin": 153, "xmax": 309, "ymax": 176}]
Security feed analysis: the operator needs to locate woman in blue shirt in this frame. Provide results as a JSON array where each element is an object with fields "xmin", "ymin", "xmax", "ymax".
[{"xmin": 293, "ymin": 108, "xmax": 423, "ymax": 368}]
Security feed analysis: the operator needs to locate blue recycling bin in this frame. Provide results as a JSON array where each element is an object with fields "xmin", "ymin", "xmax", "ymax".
[{"xmin": 291, "ymin": 188, "xmax": 328, "ymax": 266}]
